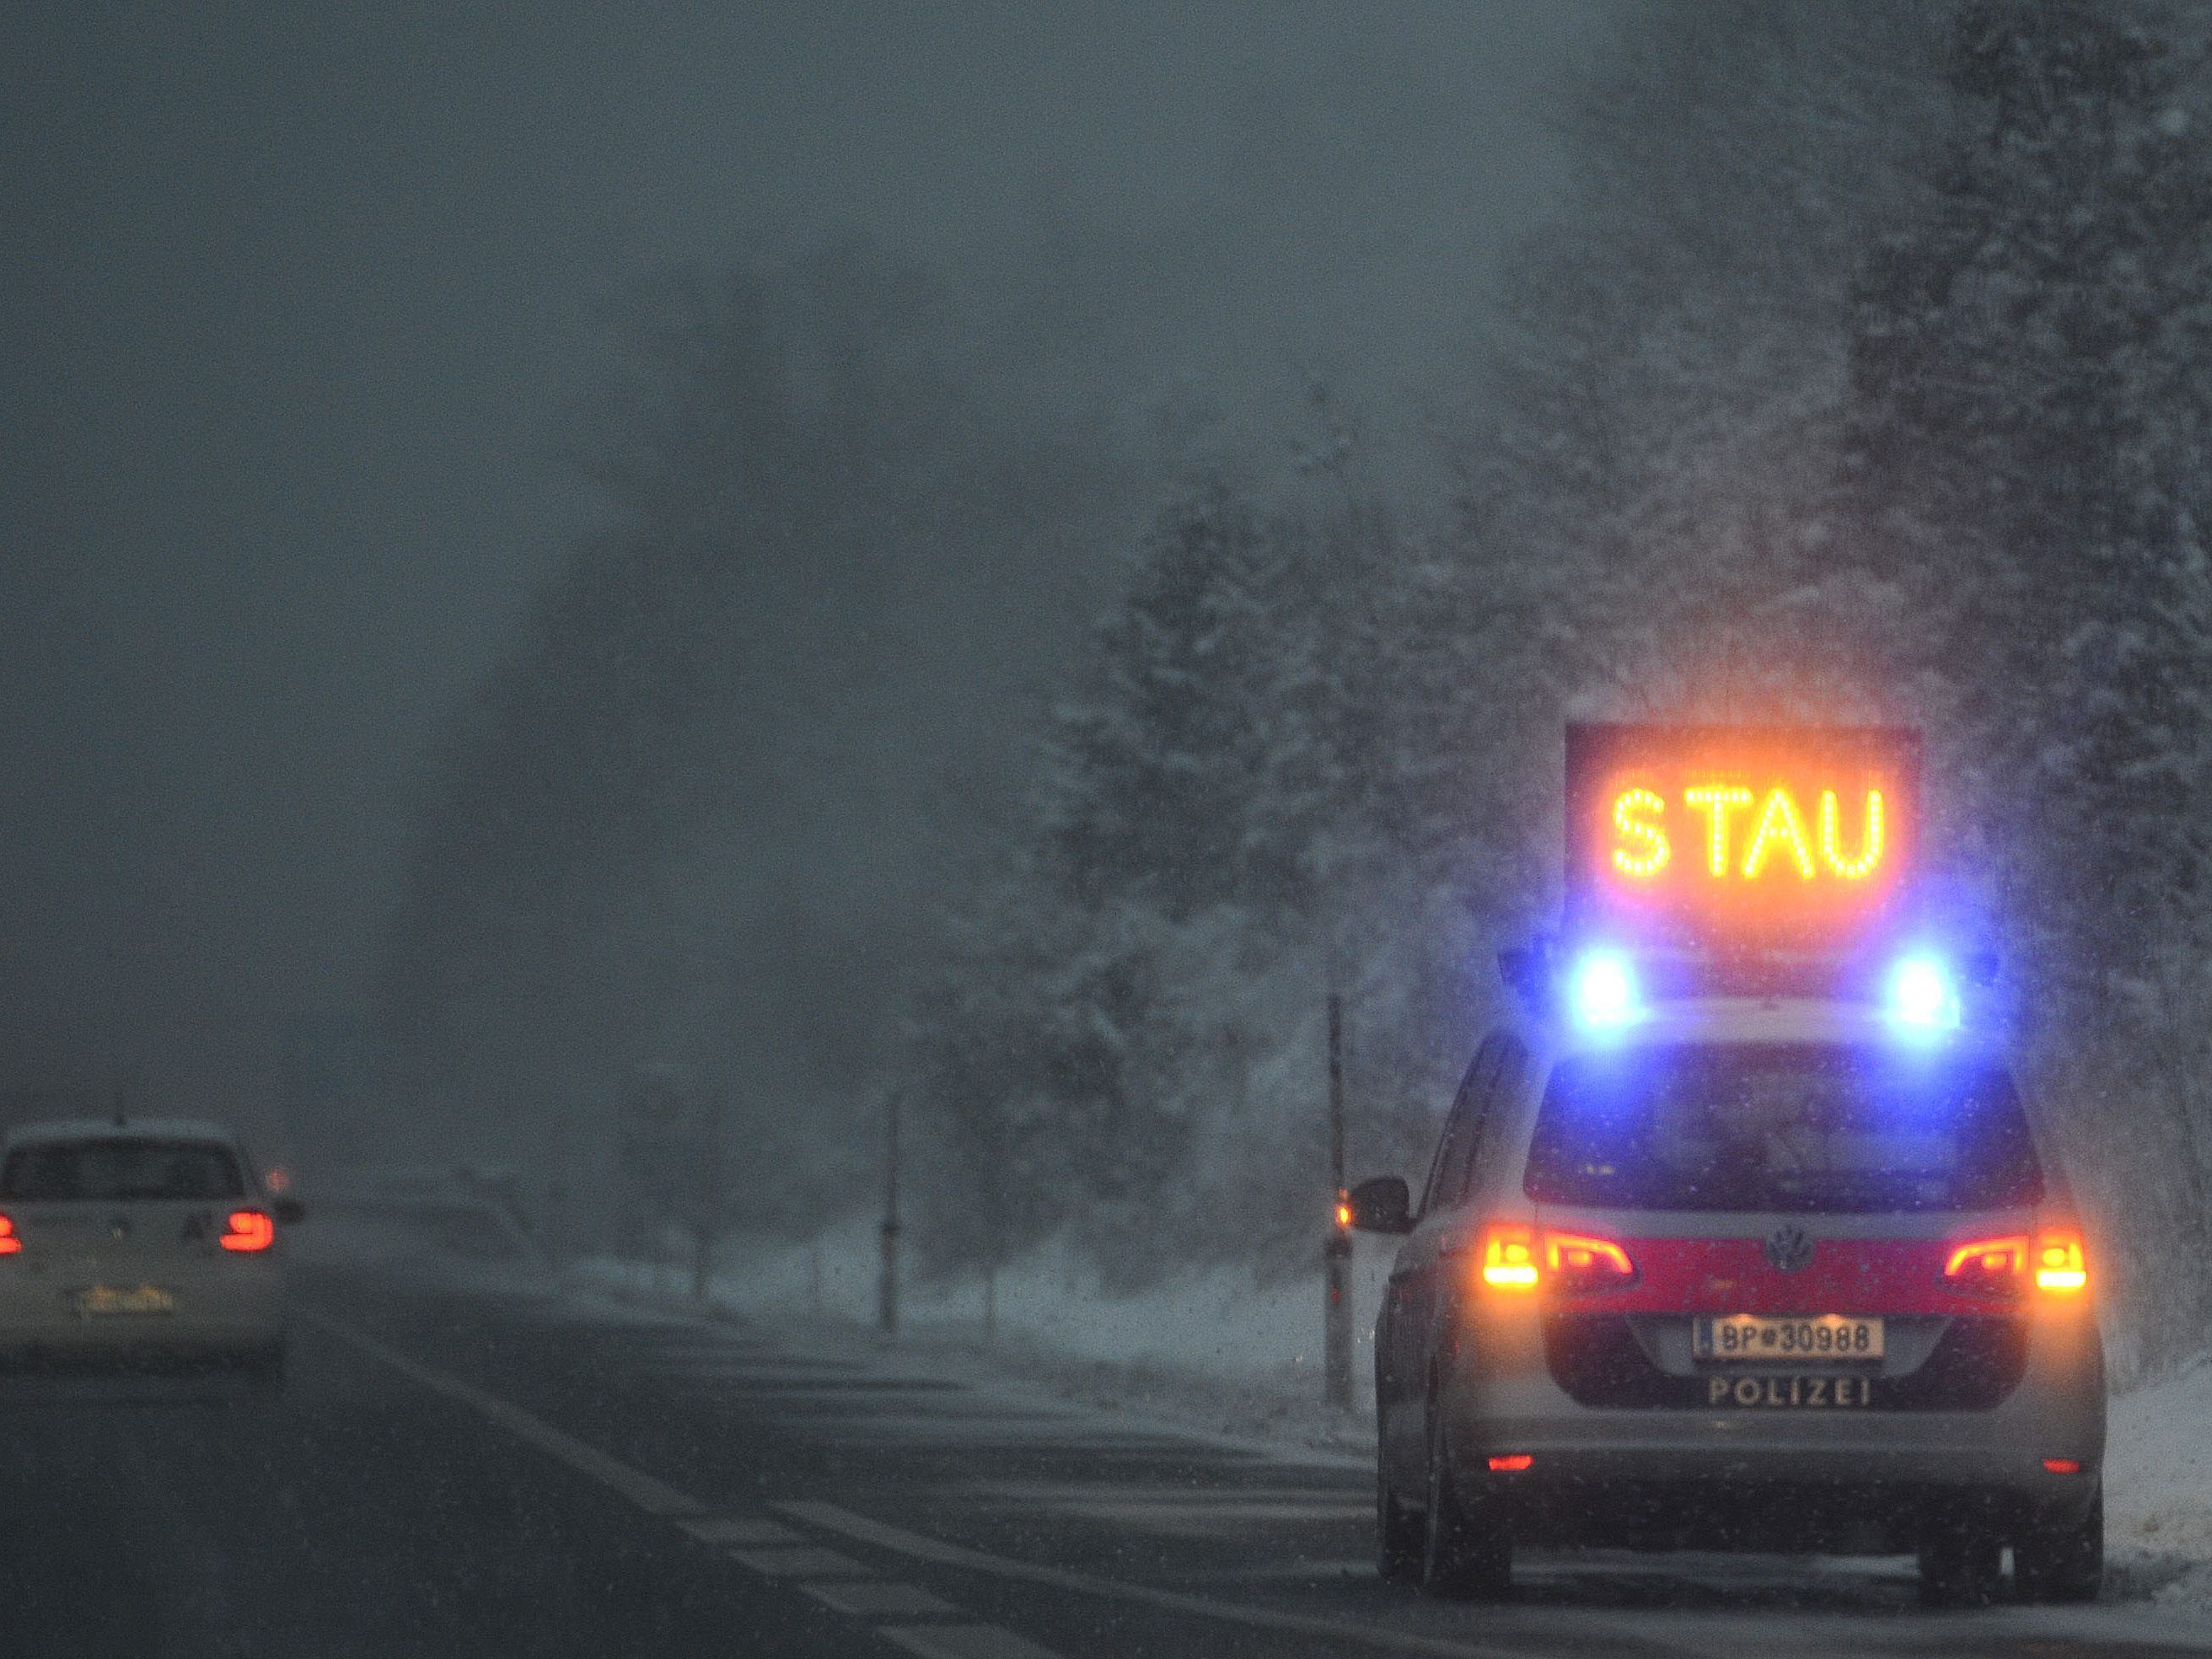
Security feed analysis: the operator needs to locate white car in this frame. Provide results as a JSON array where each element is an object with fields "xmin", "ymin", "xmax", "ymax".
[
  {"xmin": 0, "ymin": 1117, "xmax": 302, "ymax": 1387},
  {"xmin": 1355, "ymin": 955, "xmax": 2105, "ymax": 1607}
]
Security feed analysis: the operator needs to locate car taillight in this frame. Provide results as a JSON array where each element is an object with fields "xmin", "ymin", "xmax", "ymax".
[
  {"xmin": 1941, "ymin": 1234, "xmax": 2028, "ymax": 1297},
  {"xmin": 1941, "ymin": 1228, "xmax": 2089, "ymax": 1297},
  {"xmin": 2032, "ymin": 1228, "xmax": 2088, "ymax": 1293},
  {"xmin": 220, "ymin": 1211, "xmax": 275, "ymax": 1253},
  {"xmin": 0, "ymin": 1215, "xmax": 19, "ymax": 1255},
  {"xmin": 1479, "ymin": 1223, "xmax": 1539, "ymax": 1289},
  {"xmin": 1543, "ymin": 1231, "xmax": 1638, "ymax": 1293},
  {"xmin": 1478, "ymin": 1225, "xmax": 1637, "ymax": 1293}
]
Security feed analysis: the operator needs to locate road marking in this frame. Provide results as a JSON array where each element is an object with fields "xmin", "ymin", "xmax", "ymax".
[
  {"xmin": 729, "ymin": 1545, "xmax": 873, "ymax": 1578},
  {"xmin": 680, "ymin": 1517, "xmax": 799, "ymax": 1546},
  {"xmin": 302, "ymin": 1308, "xmax": 706, "ymax": 1518},
  {"xmin": 779, "ymin": 1501, "xmax": 1548, "ymax": 1659},
  {"xmin": 802, "ymin": 1581, "xmax": 959, "ymax": 1619},
  {"xmin": 878, "ymin": 1625, "xmax": 1065, "ymax": 1659},
  {"xmin": 306, "ymin": 1307, "xmax": 1586, "ymax": 1659}
]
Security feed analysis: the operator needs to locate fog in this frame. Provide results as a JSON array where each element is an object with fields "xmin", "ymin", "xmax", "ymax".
[{"xmin": 0, "ymin": 4, "xmax": 1591, "ymax": 1130}]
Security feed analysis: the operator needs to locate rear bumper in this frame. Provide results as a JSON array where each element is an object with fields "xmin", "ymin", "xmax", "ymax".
[
  {"xmin": 0, "ymin": 1263, "xmax": 285, "ymax": 1360},
  {"xmin": 1435, "ymin": 1302, "xmax": 2104, "ymax": 1542}
]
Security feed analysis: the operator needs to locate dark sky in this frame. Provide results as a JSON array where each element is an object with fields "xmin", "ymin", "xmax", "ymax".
[{"xmin": 0, "ymin": 3, "xmax": 1592, "ymax": 1129}]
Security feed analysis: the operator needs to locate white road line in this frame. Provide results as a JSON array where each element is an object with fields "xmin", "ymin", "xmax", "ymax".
[
  {"xmin": 302, "ymin": 1308, "xmax": 706, "ymax": 1518},
  {"xmin": 728, "ymin": 1546, "xmax": 873, "ymax": 1578},
  {"xmin": 778, "ymin": 1500, "xmax": 1550, "ymax": 1659},
  {"xmin": 878, "ymin": 1624, "xmax": 1066, "ymax": 1659},
  {"xmin": 802, "ymin": 1581, "xmax": 960, "ymax": 1619},
  {"xmin": 304, "ymin": 1307, "xmax": 1669, "ymax": 1659}
]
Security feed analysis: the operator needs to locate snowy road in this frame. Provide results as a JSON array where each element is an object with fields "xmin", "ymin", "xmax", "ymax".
[{"xmin": 3, "ymin": 1248, "xmax": 2205, "ymax": 1658}]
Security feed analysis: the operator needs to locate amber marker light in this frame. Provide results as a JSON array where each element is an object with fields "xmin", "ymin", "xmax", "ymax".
[
  {"xmin": 1480, "ymin": 1223, "xmax": 1539, "ymax": 1290},
  {"xmin": 1334, "ymin": 1199, "xmax": 1352, "ymax": 1230},
  {"xmin": 2033, "ymin": 1230, "xmax": 2088, "ymax": 1293}
]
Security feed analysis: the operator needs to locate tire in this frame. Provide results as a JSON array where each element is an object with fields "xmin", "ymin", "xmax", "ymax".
[
  {"xmin": 1918, "ymin": 1511, "xmax": 2002, "ymax": 1608},
  {"xmin": 1420, "ymin": 1404, "xmax": 1511, "ymax": 1599},
  {"xmin": 2015, "ymin": 1482, "xmax": 2102, "ymax": 1605},
  {"xmin": 1377, "ymin": 1462, "xmax": 1423, "ymax": 1583}
]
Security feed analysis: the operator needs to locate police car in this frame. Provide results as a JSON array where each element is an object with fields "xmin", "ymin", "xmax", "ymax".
[
  {"xmin": 0, "ymin": 1118, "xmax": 303, "ymax": 1387},
  {"xmin": 1350, "ymin": 726, "xmax": 2104, "ymax": 1606}
]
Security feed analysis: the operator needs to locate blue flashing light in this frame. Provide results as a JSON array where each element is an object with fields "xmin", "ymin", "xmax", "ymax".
[
  {"xmin": 1887, "ymin": 954, "xmax": 1961, "ymax": 1033},
  {"xmin": 1568, "ymin": 949, "xmax": 1641, "ymax": 1031}
]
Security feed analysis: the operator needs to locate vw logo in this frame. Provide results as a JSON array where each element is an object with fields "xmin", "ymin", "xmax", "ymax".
[{"xmin": 1764, "ymin": 1225, "xmax": 1814, "ymax": 1273}]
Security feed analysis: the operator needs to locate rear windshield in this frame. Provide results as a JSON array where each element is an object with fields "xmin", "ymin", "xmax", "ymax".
[
  {"xmin": 0, "ymin": 1139, "xmax": 245, "ymax": 1202},
  {"xmin": 1524, "ymin": 1043, "xmax": 2043, "ymax": 1213}
]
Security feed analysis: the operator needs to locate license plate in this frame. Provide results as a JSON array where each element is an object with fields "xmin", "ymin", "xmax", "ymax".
[
  {"xmin": 73, "ymin": 1285, "xmax": 175, "ymax": 1318},
  {"xmin": 1694, "ymin": 1313, "xmax": 1883, "ymax": 1361}
]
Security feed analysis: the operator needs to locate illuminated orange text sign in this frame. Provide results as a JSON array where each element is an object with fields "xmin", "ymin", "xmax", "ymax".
[{"xmin": 1565, "ymin": 724, "xmax": 1919, "ymax": 945}]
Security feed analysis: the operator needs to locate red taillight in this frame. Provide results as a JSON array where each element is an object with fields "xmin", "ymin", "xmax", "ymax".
[
  {"xmin": 2043, "ymin": 1458, "xmax": 2083, "ymax": 1474},
  {"xmin": 1543, "ymin": 1231, "xmax": 1638, "ymax": 1294},
  {"xmin": 1478, "ymin": 1225, "xmax": 1637, "ymax": 1294},
  {"xmin": 1941, "ymin": 1234, "xmax": 2028, "ymax": 1297},
  {"xmin": 1487, "ymin": 1454, "xmax": 1534, "ymax": 1473},
  {"xmin": 0, "ymin": 1215, "xmax": 19, "ymax": 1255},
  {"xmin": 220, "ymin": 1210, "xmax": 275, "ymax": 1252},
  {"xmin": 1941, "ymin": 1228, "xmax": 2088, "ymax": 1297}
]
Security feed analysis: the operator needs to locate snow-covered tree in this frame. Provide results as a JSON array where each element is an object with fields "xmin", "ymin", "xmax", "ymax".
[{"xmin": 1836, "ymin": 0, "xmax": 2212, "ymax": 1353}]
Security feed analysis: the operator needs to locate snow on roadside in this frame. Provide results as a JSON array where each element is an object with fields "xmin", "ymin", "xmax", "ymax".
[
  {"xmin": 2105, "ymin": 1350, "xmax": 2212, "ymax": 1611},
  {"xmin": 577, "ymin": 1223, "xmax": 2212, "ymax": 1608},
  {"xmin": 576, "ymin": 1216, "xmax": 1395, "ymax": 1455}
]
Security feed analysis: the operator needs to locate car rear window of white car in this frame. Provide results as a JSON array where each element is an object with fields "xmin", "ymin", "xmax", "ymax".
[
  {"xmin": 1, "ymin": 1139, "xmax": 245, "ymax": 1202},
  {"xmin": 1523, "ymin": 1042, "xmax": 2043, "ymax": 1213}
]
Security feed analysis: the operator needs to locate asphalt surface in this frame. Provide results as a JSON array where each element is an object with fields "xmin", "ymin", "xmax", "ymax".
[{"xmin": 2, "ymin": 1227, "xmax": 2207, "ymax": 1659}]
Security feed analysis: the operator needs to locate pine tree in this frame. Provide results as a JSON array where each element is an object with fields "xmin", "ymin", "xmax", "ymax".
[{"xmin": 1844, "ymin": 0, "xmax": 2212, "ymax": 984}]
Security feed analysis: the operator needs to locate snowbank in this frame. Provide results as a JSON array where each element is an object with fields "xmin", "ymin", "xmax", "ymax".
[
  {"xmin": 577, "ymin": 1216, "xmax": 1396, "ymax": 1452},
  {"xmin": 2106, "ymin": 1351, "xmax": 2212, "ymax": 1611}
]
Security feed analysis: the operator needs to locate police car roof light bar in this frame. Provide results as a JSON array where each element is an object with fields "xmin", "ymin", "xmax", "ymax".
[{"xmin": 1501, "ymin": 933, "xmax": 1996, "ymax": 1023}]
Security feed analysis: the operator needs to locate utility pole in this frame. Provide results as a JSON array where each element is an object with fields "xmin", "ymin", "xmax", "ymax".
[
  {"xmin": 878, "ymin": 1091, "xmax": 902, "ymax": 1339},
  {"xmin": 1323, "ymin": 991, "xmax": 1354, "ymax": 1409}
]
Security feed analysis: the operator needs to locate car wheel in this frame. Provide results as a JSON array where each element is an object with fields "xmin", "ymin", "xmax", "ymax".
[
  {"xmin": 1420, "ymin": 1403, "xmax": 1511, "ymax": 1599},
  {"xmin": 2015, "ymin": 1481, "xmax": 2102, "ymax": 1604},
  {"xmin": 1377, "ymin": 1460, "xmax": 1423, "ymax": 1583},
  {"xmin": 1918, "ymin": 1510, "xmax": 2002, "ymax": 1608}
]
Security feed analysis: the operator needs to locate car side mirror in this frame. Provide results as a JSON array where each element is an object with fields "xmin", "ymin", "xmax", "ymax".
[
  {"xmin": 272, "ymin": 1197, "xmax": 307, "ymax": 1225},
  {"xmin": 1346, "ymin": 1175, "xmax": 1412, "ymax": 1235}
]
